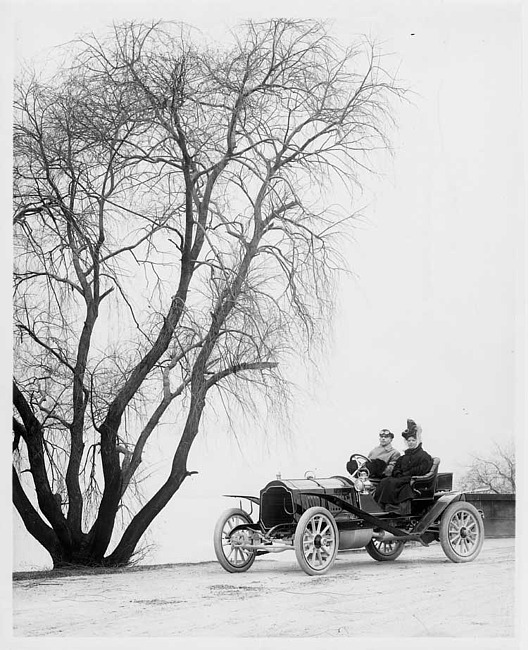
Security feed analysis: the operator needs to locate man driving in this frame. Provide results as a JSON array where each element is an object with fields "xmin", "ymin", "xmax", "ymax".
[{"xmin": 346, "ymin": 429, "xmax": 401, "ymax": 478}]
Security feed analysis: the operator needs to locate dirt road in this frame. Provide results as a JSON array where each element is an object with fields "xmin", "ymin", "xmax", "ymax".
[{"xmin": 12, "ymin": 538, "xmax": 515, "ymax": 639}]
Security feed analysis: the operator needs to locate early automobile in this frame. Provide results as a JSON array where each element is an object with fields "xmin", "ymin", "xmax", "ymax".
[{"xmin": 213, "ymin": 454, "xmax": 485, "ymax": 575}]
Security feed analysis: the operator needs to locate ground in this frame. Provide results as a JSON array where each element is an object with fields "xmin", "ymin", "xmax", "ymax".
[{"xmin": 11, "ymin": 538, "xmax": 516, "ymax": 644}]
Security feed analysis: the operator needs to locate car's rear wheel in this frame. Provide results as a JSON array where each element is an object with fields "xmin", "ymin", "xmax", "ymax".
[
  {"xmin": 294, "ymin": 506, "xmax": 338, "ymax": 575},
  {"xmin": 439, "ymin": 501, "xmax": 484, "ymax": 563},
  {"xmin": 365, "ymin": 538, "xmax": 405, "ymax": 561},
  {"xmin": 213, "ymin": 508, "xmax": 256, "ymax": 573}
]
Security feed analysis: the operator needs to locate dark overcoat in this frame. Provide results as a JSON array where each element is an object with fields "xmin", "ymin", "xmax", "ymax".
[{"xmin": 374, "ymin": 443, "xmax": 433, "ymax": 505}]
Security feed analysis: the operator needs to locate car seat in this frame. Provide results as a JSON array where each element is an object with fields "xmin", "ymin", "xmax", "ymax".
[{"xmin": 410, "ymin": 457, "xmax": 441, "ymax": 498}]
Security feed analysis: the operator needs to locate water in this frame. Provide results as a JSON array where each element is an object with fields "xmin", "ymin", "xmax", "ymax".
[{"xmin": 13, "ymin": 496, "xmax": 252, "ymax": 571}]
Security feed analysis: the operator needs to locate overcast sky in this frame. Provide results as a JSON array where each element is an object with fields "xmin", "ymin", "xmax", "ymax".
[{"xmin": 7, "ymin": 0, "xmax": 525, "ymax": 570}]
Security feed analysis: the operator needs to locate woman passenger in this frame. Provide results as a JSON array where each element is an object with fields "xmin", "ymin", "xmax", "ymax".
[{"xmin": 374, "ymin": 419, "xmax": 433, "ymax": 512}]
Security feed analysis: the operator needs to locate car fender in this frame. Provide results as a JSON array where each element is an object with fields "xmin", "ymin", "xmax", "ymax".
[
  {"xmin": 412, "ymin": 492, "xmax": 466, "ymax": 535},
  {"xmin": 223, "ymin": 494, "xmax": 260, "ymax": 504}
]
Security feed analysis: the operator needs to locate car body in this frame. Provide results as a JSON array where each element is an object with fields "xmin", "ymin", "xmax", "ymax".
[{"xmin": 213, "ymin": 456, "xmax": 485, "ymax": 575}]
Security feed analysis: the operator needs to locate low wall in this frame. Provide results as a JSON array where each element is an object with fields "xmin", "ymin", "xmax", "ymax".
[{"xmin": 465, "ymin": 493, "xmax": 515, "ymax": 537}]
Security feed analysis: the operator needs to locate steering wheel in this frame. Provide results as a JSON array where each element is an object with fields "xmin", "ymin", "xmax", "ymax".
[{"xmin": 347, "ymin": 453, "xmax": 370, "ymax": 478}]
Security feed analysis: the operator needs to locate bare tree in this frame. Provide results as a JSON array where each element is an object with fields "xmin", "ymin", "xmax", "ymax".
[
  {"xmin": 13, "ymin": 19, "xmax": 405, "ymax": 567},
  {"xmin": 457, "ymin": 440, "xmax": 515, "ymax": 494}
]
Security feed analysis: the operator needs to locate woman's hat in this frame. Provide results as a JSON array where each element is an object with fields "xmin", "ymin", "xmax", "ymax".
[{"xmin": 402, "ymin": 418, "xmax": 422, "ymax": 441}]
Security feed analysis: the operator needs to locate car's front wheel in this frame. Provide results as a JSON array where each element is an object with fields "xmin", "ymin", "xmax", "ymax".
[
  {"xmin": 439, "ymin": 501, "xmax": 484, "ymax": 563},
  {"xmin": 365, "ymin": 538, "xmax": 405, "ymax": 561},
  {"xmin": 294, "ymin": 506, "xmax": 339, "ymax": 575},
  {"xmin": 213, "ymin": 508, "xmax": 256, "ymax": 573}
]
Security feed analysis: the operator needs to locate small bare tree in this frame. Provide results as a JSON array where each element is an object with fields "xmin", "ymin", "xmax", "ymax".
[
  {"xmin": 457, "ymin": 440, "xmax": 516, "ymax": 494},
  {"xmin": 13, "ymin": 19, "xmax": 405, "ymax": 567}
]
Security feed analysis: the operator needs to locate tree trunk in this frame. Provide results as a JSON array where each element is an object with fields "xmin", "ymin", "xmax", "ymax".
[
  {"xmin": 106, "ymin": 395, "xmax": 205, "ymax": 566},
  {"xmin": 104, "ymin": 469, "xmax": 188, "ymax": 566},
  {"xmin": 13, "ymin": 468, "xmax": 60, "ymax": 559}
]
